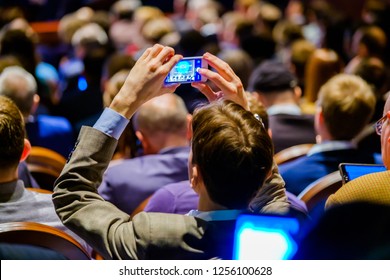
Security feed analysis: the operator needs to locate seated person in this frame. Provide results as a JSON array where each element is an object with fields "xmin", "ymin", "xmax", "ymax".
[
  {"xmin": 279, "ymin": 74, "xmax": 377, "ymax": 197},
  {"xmin": 0, "ymin": 66, "xmax": 74, "ymax": 158},
  {"xmin": 144, "ymin": 97, "xmax": 307, "ymax": 216},
  {"xmin": 0, "ymin": 96, "xmax": 89, "ymax": 253},
  {"xmin": 52, "ymin": 45, "xmax": 275, "ymax": 260},
  {"xmin": 247, "ymin": 60, "xmax": 316, "ymax": 153},
  {"xmin": 98, "ymin": 93, "xmax": 191, "ymax": 215},
  {"xmin": 326, "ymin": 93, "xmax": 390, "ymax": 209}
]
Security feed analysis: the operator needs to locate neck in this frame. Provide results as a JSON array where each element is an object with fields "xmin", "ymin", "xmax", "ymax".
[
  {"xmin": 0, "ymin": 167, "xmax": 18, "ymax": 184},
  {"xmin": 197, "ymin": 194, "xmax": 228, "ymax": 212}
]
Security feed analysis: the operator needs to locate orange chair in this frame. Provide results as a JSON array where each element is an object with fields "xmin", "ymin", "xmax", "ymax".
[
  {"xmin": 25, "ymin": 187, "xmax": 53, "ymax": 194},
  {"xmin": 26, "ymin": 146, "xmax": 67, "ymax": 191},
  {"xmin": 0, "ymin": 222, "xmax": 90, "ymax": 260},
  {"xmin": 297, "ymin": 171, "xmax": 343, "ymax": 212},
  {"xmin": 131, "ymin": 195, "xmax": 152, "ymax": 218},
  {"xmin": 274, "ymin": 143, "xmax": 314, "ymax": 165}
]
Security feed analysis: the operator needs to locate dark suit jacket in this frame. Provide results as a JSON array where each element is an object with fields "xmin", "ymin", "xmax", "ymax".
[
  {"xmin": 279, "ymin": 149, "xmax": 377, "ymax": 196},
  {"xmin": 53, "ymin": 126, "xmax": 237, "ymax": 260},
  {"xmin": 269, "ymin": 114, "xmax": 316, "ymax": 153}
]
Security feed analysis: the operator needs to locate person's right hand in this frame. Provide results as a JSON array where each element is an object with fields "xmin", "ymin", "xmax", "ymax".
[
  {"xmin": 110, "ymin": 44, "xmax": 182, "ymax": 119},
  {"xmin": 191, "ymin": 52, "xmax": 249, "ymax": 110}
]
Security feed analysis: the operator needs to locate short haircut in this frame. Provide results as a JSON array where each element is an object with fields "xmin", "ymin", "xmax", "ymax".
[
  {"xmin": 0, "ymin": 95, "xmax": 25, "ymax": 168},
  {"xmin": 0, "ymin": 66, "xmax": 37, "ymax": 116},
  {"xmin": 192, "ymin": 100, "xmax": 274, "ymax": 209},
  {"xmin": 133, "ymin": 94, "xmax": 188, "ymax": 136},
  {"xmin": 318, "ymin": 74, "xmax": 376, "ymax": 140}
]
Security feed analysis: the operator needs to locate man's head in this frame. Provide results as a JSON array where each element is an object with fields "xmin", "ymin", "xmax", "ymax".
[
  {"xmin": 315, "ymin": 74, "xmax": 376, "ymax": 141},
  {"xmin": 133, "ymin": 94, "xmax": 190, "ymax": 154},
  {"xmin": 247, "ymin": 60, "xmax": 301, "ymax": 108},
  {"xmin": 190, "ymin": 100, "xmax": 274, "ymax": 209},
  {"xmin": 0, "ymin": 95, "xmax": 30, "ymax": 178},
  {"xmin": 0, "ymin": 66, "xmax": 38, "ymax": 118}
]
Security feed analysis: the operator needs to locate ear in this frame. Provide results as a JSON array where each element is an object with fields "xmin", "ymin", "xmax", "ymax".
[
  {"xmin": 190, "ymin": 164, "xmax": 201, "ymax": 193},
  {"xmin": 135, "ymin": 130, "xmax": 148, "ymax": 152},
  {"xmin": 186, "ymin": 114, "xmax": 193, "ymax": 141},
  {"xmin": 293, "ymin": 86, "xmax": 302, "ymax": 101},
  {"xmin": 30, "ymin": 94, "xmax": 40, "ymax": 115},
  {"xmin": 20, "ymin": 139, "xmax": 31, "ymax": 162}
]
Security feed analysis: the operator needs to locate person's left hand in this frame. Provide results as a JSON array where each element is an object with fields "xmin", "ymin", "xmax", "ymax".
[{"xmin": 191, "ymin": 52, "xmax": 249, "ymax": 110}]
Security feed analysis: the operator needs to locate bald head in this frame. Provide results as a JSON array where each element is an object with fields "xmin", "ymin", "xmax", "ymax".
[{"xmin": 133, "ymin": 94, "xmax": 189, "ymax": 152}]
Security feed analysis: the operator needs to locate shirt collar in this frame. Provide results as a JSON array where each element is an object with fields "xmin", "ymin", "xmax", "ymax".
[
  {"xmin": 186, "ymin": 209, "xmax": 243, "ymax": 221},
  {"xmin": 0, "ymin": 180, "xmax": 25, "ymax": 202},
  {"xmin": 307, "ymin": 140, "xmax": 357, "ymax": 156},
  {"xmin": 267, "ymin": 104, "xmax": 302, "ymax": 116}
]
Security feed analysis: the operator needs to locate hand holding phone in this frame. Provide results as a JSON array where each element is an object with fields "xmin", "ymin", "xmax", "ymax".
[{"xmin": 164, "ymin": 56, "xmax": 207, "ymax": 84}]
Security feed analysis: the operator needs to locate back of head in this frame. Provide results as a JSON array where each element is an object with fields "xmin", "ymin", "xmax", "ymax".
[
  {"xmin": 0, "ymin": 95, "xmax": 24, "ymax": 169},
  {"xmin": 318, "ymin": 73, "xmax": 376, "ymax": 140},
  {"xmin": 0, "ymin": 66, "xmax": 37, "ymax": 117},
  {"xmin": 304, "ymin": 48, "xmax": 343, "ymax": 103},
  {"xmin": 248, "ymin": 60, "xmax": 298, "ymax": 97},
  {"xmin": 133, "ymin": 94, "xmax": 189, "ymax": 138},
  {"xmin": 217, "ymin": 49, "xmax": 253, "ymax": 89},
  {"xmin": 191, "ymin": 100, "xmax": 274, "ymax": 209},
  {"xmin": 357, "ymin": 25, "xmax": 387, "ymax": 57}
]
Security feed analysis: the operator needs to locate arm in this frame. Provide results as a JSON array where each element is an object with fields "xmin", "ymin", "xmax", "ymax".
[
  {"xmin": 52, "ymin": 45, "xmax": 183, "ymax": 259},
  {"xmin": 249, "ymin": 161, "xmax": 291, "ymax": 215}
]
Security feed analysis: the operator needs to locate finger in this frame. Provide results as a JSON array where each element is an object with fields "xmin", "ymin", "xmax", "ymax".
[
  {"xmin": 203, "ymin": 52, "xmax": 238, "ymax": 82},
  {"xmin": 160, "ymin": 54, "xmax": 183, "ymax": 74},
  {"xmin": 154, "ymin": 46, "xmax": 175, "ymax": 64},
  {"xmin": 191, "ymin": 82, "xmax": 217, "ymax": 102},
  {"xmin": 138, "ymin": 47, "xmax": 152, "ymax": 61},
  {"xmin": 197, "ymin": 68, "xmax": 236, "ymax": 94},
  {"xmin": 147, "ymin": 44, "xmax": 164, "ymax": 59}
]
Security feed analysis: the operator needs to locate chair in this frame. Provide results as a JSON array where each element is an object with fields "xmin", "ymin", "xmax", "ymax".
[
  {"xmin": 274, "ymin": 143, "xmax": 314, "ymax": 165},
  {"xmin": 297, "ymin": 171, "xmax": 343, "ymax": 212},
  {"xmin": 0, "ymin": 222, "xmax": 90, "ymax": 260},
  {"xmin": 25, "ymin": 187, "xmax": 53, "ymax": 194},
  {"xmin": 26, "ymin": 146, "xmax": 67, "ymax": 191}
]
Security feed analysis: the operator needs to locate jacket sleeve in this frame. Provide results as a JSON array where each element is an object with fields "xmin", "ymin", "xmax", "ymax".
[{"xmin": 52, "ymin": 126, "xmax": 150, "ymax": 259}]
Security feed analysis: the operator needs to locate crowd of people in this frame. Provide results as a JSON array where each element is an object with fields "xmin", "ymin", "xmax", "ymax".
[{"xmin": 1, "ymin": 0, "xmax": 390, "ymax": 260}]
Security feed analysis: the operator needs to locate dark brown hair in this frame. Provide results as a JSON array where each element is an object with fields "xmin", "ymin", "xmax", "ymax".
[{"xmin": 191, "ymin": 100, "xmax": 274, "ymax": 209}]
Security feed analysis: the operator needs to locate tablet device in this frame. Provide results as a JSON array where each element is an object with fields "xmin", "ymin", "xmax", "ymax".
[{"xmin": 339, "ymin": 163, "xmax": 386, "ymax": 184}]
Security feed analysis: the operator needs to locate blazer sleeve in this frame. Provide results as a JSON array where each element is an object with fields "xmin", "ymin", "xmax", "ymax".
[{"xmin": 52, "ymin": 126, "xmax": 151, "ymax": 260}]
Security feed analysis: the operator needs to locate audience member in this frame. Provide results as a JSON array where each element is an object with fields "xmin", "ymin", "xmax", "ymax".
[
  {"xmin": 98, "ymin": 93, "xmax": 191, "ymax": 215},
  {"xmin": 52, "ymin": 44, "xmax": 275, "ymax": 260},
  {"xmin": 0, "ymin": 95, "xmax": 88, "ymax": 251},
  {"xmin": 345, "ymin": 25, "xmax": 387, "ymax": 75},
  {"xmin": 144, "ymin": 94, "xmax": 307, "ymax": 217},
  {"xmin": 248, "ymin": 60, "xmax": 316, "ymax": 153},
  {"xmin": 0, "ymin": 66, "xmax": 74, "ymax": 158},
  {"xmin": 325, "ymin": 92, "xmax": 390, "ymax": 208},
  {"xmin": 279, "ymin": 74, "xmax": 377, "ymax": 199}
]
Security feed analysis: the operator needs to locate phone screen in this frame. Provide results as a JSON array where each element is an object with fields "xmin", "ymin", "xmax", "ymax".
[
  {"xmin": 339, "ymin": 163, "xmax": 386, "ymax": 183},
  {"xmin": 164, "ymin": 57, "xmax": 206, "ymax": 84}
]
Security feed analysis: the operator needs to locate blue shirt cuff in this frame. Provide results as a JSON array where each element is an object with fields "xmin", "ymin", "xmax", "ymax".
[{"xmin": 93, "ymin": 108, "xmax": 129, "ymax": 140}]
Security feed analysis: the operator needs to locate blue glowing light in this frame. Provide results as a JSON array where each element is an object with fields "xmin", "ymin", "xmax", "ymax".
[
  {"xmin": 78, "ymin": 76, "xmax": 88, "ymax": 91},
  {"xmin": 233, "ymin": 215, "xmax": 299, "ymax": 260}
]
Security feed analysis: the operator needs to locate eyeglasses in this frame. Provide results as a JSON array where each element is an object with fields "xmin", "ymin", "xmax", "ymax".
[{"xmin": 375, "ymin": 115, "xmax": 388, "ymax": 135}]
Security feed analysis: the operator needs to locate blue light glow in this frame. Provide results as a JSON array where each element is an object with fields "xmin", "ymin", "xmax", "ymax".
[
  {"xmin": 78, "ymin": 76, "xmax": 88, "ymax": 91},
  {"xmin": 233, "ymin": 215, "xmax": 299, "ymax": 260}
]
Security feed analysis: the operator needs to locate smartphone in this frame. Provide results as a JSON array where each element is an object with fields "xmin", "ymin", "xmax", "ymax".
[
  {"xmin": 339, "ymin": 163, "xmax": 386, "ymax": 184},
  {"xmin": 164, "ymin": 56, "xmax": 207, "ymax": 84},
  {"xmin": 232, "ymin": 213, "xmax": 300, "ymax": 260}
]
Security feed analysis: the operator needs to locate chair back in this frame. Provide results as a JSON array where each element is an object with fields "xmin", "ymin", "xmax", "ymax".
[
  {"xmin": 297, "ymin": 171, "xmax": 343, "ymax": 212},
  {"xmin": 0, "ymin": 222, "xmax": 90, "ymax": 260},
  {"xmin": 26, "ymin": 146, "xmax": 67, "ymax": 191},
  {"xmin": 131, "ymin": 195, "xmax": 152, "ymax": 218},
  {"xmin": 274, "ymin": 143, "xmax": 314, "ymax": 165}
]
